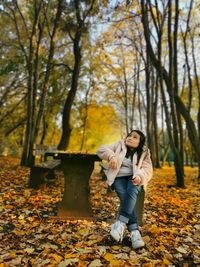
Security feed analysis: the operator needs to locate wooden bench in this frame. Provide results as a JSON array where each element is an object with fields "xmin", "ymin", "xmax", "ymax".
[{"xmin": 29, "ymin": 144, "xmax": 61, "ymax": 188}]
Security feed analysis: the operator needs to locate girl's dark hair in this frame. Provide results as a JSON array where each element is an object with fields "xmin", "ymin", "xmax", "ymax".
[{"xmin": 125, "ymin": 129, "xmax": 146, "ymax": 164}]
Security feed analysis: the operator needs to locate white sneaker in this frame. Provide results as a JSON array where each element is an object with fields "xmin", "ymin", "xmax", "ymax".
[
  {"xmin": 130, "ymin": 230, "xmax": 145, "ymax": 249},
  {"xmin": 110, "ymin": 221, "xmax": 125, "ymax": 242}
]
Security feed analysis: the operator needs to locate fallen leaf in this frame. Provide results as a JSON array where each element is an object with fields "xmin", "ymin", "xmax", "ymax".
[
  {"xmin": 65, "ymin": 253, "xmax": 78, "ymax": 259},
  {"xmin": 58, "ymin": 259, "xmax": 79, "ymax": 267},
  {"xmin": 88, "ymin": 259, "xmax": 102, "ymax": 267},
  {"xmin": 103, "ymin": 253, "xmax": 114, "ymax": 261},
  {"xmin": 111, "ymin": 245, "xmax": 121, "ymax": 251},
  {"xmin": 49, "ymin": 253, "xmax": 63, "ymax": 263},
  {"xmin": 24, "ymin": 248, "xmax": 35, "ymax": 254},
  {"xmin": 176, "ymin": 246, "xmax": 188, "ymax": 254},
  {"xmin": 0, "ymin": 264, "xmax": 9, "ymax": 267},
  {"xmin": 163, "ymin": 258, "xmax": 172, "ymax": 265},
  {"xmin": 143, "ymin": 235, "xmax": 151, "ymax": 243},
  {"xmin": 6, "ymin": 257, "xmax": 22, "ymax": 266}
]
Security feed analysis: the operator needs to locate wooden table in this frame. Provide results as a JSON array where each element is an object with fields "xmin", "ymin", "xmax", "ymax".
[
  {"xmin": 45, "ymin": 152, "xmax": 101, "ymax": 219},
  {"xmin": 45, "ymin": 152, "xmax": 144, "ymax": 225}
]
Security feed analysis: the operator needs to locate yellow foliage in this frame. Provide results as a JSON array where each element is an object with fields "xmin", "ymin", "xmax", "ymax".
[{"xmin": 68, "ymin": 103, "xmax": 121, "ymax": 152}]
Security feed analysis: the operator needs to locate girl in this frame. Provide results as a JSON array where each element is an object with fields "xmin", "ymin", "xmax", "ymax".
[{"xmin": 97, "ymin": 130, "xmax": 153, "ymax": 249}]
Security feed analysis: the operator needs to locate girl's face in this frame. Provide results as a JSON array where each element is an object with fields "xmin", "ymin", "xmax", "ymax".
[{"xmin": 125, "ymin": 131, "xmax": 141, "ymax": 149}]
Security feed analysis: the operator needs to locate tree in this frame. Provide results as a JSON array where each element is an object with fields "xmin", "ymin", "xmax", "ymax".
[
  {"xmin": 1, "ymin": 0, "xmax": 65, "ymax": 166},
  {"xmin": 57, "ymin": 0, "xmax": 97, "ymax": 150},
  {"xmin": 140, "ymin": 0, "xmax": 200, "ymax": 185}
]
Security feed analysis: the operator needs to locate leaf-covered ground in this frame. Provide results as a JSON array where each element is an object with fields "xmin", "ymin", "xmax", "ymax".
[{"xmin": 0, "ymin": 157, "xmax": 199, "ymax": 267}]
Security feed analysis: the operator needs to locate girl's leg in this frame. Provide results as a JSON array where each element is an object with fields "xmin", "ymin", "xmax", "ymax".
[
  {"xmin": 126, "ymin": 177, "xmax": 142, "ymax": 231},
  {"xmin": 113, "ymin": 177, "xmax": 128, "ymax": 218},
  {"xmin": 123, "ymin": 177, "xmax": 144, "ymax": 249},
  {"xmin": 127, "ymin": 210, "xmax": 139, "ymax": 232},
  {"xmin": 110, "ymin": 177, "xmax": 128, "ymax": 242},
  {"xmin": 117, "ymin": 176, "xmax": 141, "ymax": 226}
]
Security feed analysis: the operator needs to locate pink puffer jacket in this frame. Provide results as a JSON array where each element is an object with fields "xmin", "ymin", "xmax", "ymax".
[{"xmin": 97, "ymin": 139, "xmax": 153, "ymax": 191}]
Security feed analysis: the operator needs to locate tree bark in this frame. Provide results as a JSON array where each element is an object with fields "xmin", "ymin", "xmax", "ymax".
[{"xmin": 153, "ymin": 75, "xmax": 161, "ymax": 168}]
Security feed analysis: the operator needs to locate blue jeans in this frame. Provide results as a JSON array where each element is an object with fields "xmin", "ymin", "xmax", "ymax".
[{"xmin": 113, "ymin": 175, "xmax": 141, "ymax": 232}]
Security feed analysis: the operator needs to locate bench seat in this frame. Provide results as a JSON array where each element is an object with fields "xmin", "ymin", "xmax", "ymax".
[
  {"xmin": 33, "ymin": 159, "xmax": 61, "ymax": 170},
  {"xmin": 29, "ymin": 159, "xmax": 61, "ymax": 188}
]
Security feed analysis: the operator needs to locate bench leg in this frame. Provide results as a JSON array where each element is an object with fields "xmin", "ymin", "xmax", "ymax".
[
  {"xmin": 47, "ymin": 170, "xmax": 55, "ymax": 180},
  {"xmin": 29, "ymin": 167, "xmax": 47, "ymax": 188},
  {"xmin": 134, "ymin": 188, "xmax": 145, "ymax": 226}
]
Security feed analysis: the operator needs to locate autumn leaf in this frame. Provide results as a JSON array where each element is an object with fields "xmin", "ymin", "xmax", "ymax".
[
  {"xmin": 103, "ymin": 253, "xmax": 113, "ymax": 260},
  {"xmin": 163, "ymin": 258, "xmax": 172, "ymax": 265},
  {"xmin": 88, "ymin": 259, "xmax": 102, "ymax": 267},
  {"xmin": 24, "ymin": 248, "xmax": 35, "ymax": 254}
]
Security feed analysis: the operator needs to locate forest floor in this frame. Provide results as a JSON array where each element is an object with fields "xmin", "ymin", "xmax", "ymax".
[{"xmin": 0, "ymin": 157, "xmax": 199, "ymax": 267}]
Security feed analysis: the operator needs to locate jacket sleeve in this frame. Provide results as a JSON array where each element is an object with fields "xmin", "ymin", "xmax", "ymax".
[
  {"xmin": 133, "ymin": 150, "xmax": 153, "ymax": 185},
  {"xmin": 96, "ymin": 141, "xmax": 120, "ymax": 161}
]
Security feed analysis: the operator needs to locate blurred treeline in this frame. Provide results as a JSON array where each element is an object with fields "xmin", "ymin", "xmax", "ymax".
[{"xmin": 0, "ymin": 0, "xmax": 200, "ymax": 186}]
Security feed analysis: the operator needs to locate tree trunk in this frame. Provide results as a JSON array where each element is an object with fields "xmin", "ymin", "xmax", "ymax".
[
  {"xmin": 20, "ymin": 1, "xmax": 42, "ymax": 166},
  {"xmin": 57, "ymin": 9, "xmax": 82, "ymax": 150},
  {"xmin": 40, "ymin": 115, "xmax": 48, "ymax": 145},
  {"xmin": 145, "ymin": 53, "xmax": 152, "ymax": 151},
  {"xmin": 19, "ymin": 0, "xmax": 63, "ymax": 166},
  {"xmin": 153, "ymin": 75, "xmax": 161, "ymax": 168},
  {"xmin": 191, "ymin": 30, "xmax": 200, "ymax": 181},
  {"xmin": 80, "ymin": 86, "xmax": 90, "ymax": 151}
]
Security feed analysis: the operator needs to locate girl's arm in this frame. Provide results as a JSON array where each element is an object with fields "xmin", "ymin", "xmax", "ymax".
[
  {"xmin": 96, "ymin": 141, "xmax": 119, "ymax": 161},
  {"xmin": 133, "ymin": 150, "xmax": 153, "ymax": 185}
]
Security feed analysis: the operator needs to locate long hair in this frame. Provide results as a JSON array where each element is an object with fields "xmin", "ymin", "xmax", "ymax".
[{"xmin": 125, "ymin": 129, "xmax": 146, "ymax": 164}]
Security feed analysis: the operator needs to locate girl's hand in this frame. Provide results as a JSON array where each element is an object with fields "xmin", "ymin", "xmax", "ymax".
[
  {"xmin": 132, "ymin": 176, "xmax": 141, "ymax": 185},
  {"xmin": 109, "ymin": 156, "xmax": 118, "ymax": 169}
]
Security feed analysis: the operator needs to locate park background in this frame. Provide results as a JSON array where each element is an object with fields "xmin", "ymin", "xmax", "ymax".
[{"xmin": 0, "ymin": 0, "xmax": 200, "ymax": 266}]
